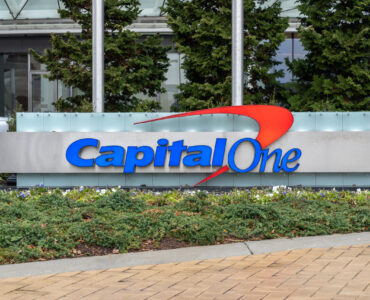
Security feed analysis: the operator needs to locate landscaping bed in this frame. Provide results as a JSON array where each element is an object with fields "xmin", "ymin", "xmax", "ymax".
[{"xmin": 0, "ymin": 187, "xmax": 369, "ymax": 264}]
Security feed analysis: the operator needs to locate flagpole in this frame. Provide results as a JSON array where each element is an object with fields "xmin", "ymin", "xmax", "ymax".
[
  {"xmin": 93, "ymin": 0, "xmax": 104, "ymax": 112},
  {"xmin": 232, "ymin": 0, "xmax": 244, "ymax": 106}
]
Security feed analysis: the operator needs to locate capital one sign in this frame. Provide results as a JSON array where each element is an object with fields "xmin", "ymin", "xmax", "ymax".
[
  {"xmin": 1, "ymin": 106, "xmax": 369, "ymax": 184},
  {"xmin": 66, "ymin": 105, "xmax": 302, "ymax": 186}
]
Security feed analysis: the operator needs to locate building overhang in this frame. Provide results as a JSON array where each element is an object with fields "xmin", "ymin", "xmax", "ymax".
[
  {"xmin": 0, "ymin": 17, "xmax": 299, "ymax": 36},
  {"xmin": 0, "ymin": 17, "xmax": 173, "ymax": 36}
]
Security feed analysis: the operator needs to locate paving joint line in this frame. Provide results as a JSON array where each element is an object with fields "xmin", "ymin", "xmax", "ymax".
[
  {"xmin": 223, "ymin": 282, "xmax": 240, "ymax": 295},
  {"xmin": 169, "ymin": 289, "xmax": 186, "ymax": 299},
  {"xmin": 244, "ymin": 241, "xmax": 254, "ymax": 255},
  {"xmin": 363, "ymin": 282, "xmax": 370, "ymax": 292},
  {"xmin": 351, "ymin": 269, "xmax": 362, "ymax": 280}
]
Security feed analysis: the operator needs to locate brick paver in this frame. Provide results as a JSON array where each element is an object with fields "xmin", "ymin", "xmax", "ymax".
[{"xmin": 0, "ymin": 244, "xmax": 368, "ymax": 300}]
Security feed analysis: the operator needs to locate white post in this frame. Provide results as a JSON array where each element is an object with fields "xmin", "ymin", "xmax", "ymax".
[
  {"xmin": 93, "ymin": 0, "xmax": 104, "ymax": 112},
  {"xmin": 232, "ymin": 0, "xmax": 244, "ymax": 106}
]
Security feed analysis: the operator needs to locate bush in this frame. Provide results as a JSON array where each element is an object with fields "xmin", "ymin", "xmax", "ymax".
[
  {"xmin": 287, "ymin": 0, "xmax": 370, "ymax": 111},
  {"xmin": 0, "ymin": 187, "xmax": 368, "ymax": 264}
]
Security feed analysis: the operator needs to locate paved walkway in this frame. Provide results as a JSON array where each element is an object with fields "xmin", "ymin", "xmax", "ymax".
[{"xmin": 0, "ymin": 244, "xmax": 369, "ymax": 300}]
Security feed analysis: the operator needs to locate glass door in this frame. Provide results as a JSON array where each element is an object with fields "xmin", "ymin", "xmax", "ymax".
[
  {"xmin": 0, "ymin": 53, "xmax": 28, "ymax": 116},
  {"xmin": 31, "ymin": 74, "xmax": 56, "ymax": 112},
  {"xmin": 28, "ymin": 52, "xmax": 58, "ymax": 112}
]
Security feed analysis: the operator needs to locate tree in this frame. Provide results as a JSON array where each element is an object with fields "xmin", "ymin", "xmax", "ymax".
[
  {"xmin": 287, "ymin": 0, "xmax": 370, "ymax": 111},
  {"xmin": 163, "ymin": 0, "xmax": 288, "ymax": 111},
  {"xmin": 31, "ymin": 0, "xmax": 170, "ymax": 112}
]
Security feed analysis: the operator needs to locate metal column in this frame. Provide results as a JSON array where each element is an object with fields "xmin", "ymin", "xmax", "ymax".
[
  {"xmin": 93, "ymin": 0, "xmax": 104, "ymax": 112},
  {"xmin": 232, "ymin": 0, "xmax": 244, "ymax": 106},
  {"xmin": 0, "ymin": 55, "xmax": 4, "ymax": 116}
]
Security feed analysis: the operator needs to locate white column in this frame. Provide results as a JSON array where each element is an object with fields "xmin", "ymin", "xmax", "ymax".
[
  {"xmin": 93, "ymin": 0, "xmax": 104, "ymax": 112},
  {"xmin": 232, "ymin": 0, "xmax": 244, "ymax": 106}
]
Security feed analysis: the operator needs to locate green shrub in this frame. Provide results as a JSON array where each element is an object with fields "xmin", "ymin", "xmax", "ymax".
[{"xmin": 0, "ymin": 187, "xmax": 368, "ymax": 264}]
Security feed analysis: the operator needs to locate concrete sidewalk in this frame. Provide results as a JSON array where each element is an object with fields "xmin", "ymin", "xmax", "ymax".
[{"xmin": 0, "ymin": 232, "xmax": 369, "ymax": 279}]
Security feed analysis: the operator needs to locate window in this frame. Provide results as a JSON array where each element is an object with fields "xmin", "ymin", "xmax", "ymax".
[
  {"xmin": 0, "ymin": 0, "xmax": 61, "ymax": 20},
  {"xmin": 263, "ymin": 0, "xmax": 300, "ymax": 18},
  {"xmin": 0, "ymin": 0, "xmax": 12, "ymax": 19},
  {"xmin": 140, "ymin": 0, "xmax": 165, "ymax": 16},
  {"xmin": 18, "ymin": 0, "xmax": 61, "ymax": 19},
  {"xmin": 273, "ymin": 34, "xmax": 307, "ymax": 83},
  {"xmin": 0, "ymin": 0, "xmax": 166, "ymax": 20},
  {"xmin": 0, "ymin": 53, "xmax": 28, "ymax": 116}
]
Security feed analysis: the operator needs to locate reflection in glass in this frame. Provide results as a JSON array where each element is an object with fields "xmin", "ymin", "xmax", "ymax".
[
  {"xmin": 263, "ymin": 0, "xmax": 300, "ymax": 18},
  {"xmin": 159, "ymin": 52, "xmax": 183, "ymax": 111},
  {"xmin": 18, "ymin": 0, "xmax": 60, "ymax": 19},
  {"xmin": 57, "ymin": 80, "xmax": 71, "ymax": 100},
  {"xmin": 274, "ymin": 38, "xmax": 293, "ymax": 83},
  {"xmin": 273, "ymin": 36, "xmax": 306, "ymax": 84},
  {"xmin": 3, "ymin": 0, "xmax": 28, "ymax": 19},
  {"xmin": 0, "ymin": 0, "xmax": 166, "ymax": 19},
  {"xmin": 1, "ymin": 0, "xmax": 300, "ymax": 20},
  {"xmin": 30, "ymin": 54, "xmax": 48, "ymax": 72},
  {"xmin": 140, "ymin": 0, "xmax": 165, "ymax": 16},
  {"xmin": 0, "ymin": 0, "xmax": 12, "ymax": 19},
  {"xmin": 32, "ymin": 74, "xmax": 55, "ymax": 112}
]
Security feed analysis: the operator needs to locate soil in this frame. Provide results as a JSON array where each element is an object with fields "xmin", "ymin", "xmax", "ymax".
[
  {"xmin": 33, "ymin": 237, "xmax": 250, "ymax": 261},
  {"xmin": 131, "ymin": 238, "xmax": 192, "ymax": 252},
  {"xmin": 73, "ymin": 243, "xmax": 115, "ymax": 257},
  {"xmin": 69, "ymin": 236, "xmax": 249, "ymax": 259}
]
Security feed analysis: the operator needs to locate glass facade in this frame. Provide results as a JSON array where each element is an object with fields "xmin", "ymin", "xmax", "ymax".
[
  {"xmin": 31, "ymin": 74, "xmax": 55, "ymax": 112},
  {"xmin": 140, "ymin": 0, "xmax": 165, "ymax": 17},
  {"xmin": 0, "ymin": 0, "xmax": 300, "ymax": 20},
  {"xmin": 0, "ymin": 0, "xmax": 61, "ymax": 19},
  {"xmin": 264, "ymin": 0, "xmax": 300, "ymax": 18},
  {"xmin": 20, "ymin": 0, "xmax": 61, "ymax": 19},
  {"xmin": 0, "ymin": 40, "xmax": 306, "ymax": 116},
  {"xmin": 0, "ymin": 51, "xmax": 189, "ymax": 115},
  {"xmin": 0, "ymin": 0, "xmax": 167, "ymax": 19},
  {"xmin": 0, "ymin": 0, "xmax": 11, "ymax": 19},
  {"xmin": 0, "ymin": 0, "xmax": 304, "ymax": 116},
  {"xmin": 274, "ymin": 34, "xmax": 306, "ymax": 83},
  {"xmin": 159, "ymin": 53, "xmax": 185, "ymax": 111}
]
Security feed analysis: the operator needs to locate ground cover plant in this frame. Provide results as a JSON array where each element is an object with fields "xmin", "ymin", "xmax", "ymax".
[{"xmin": 0, "ymin": 187, "xmax": 368, "ymax": 264}]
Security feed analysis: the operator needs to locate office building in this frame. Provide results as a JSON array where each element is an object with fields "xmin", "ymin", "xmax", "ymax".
[{"xmin": 0, "ymin": 0, "xmax": 304, "ymax": 117}]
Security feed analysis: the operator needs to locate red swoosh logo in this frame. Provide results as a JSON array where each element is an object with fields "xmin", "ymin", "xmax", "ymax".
[{"xmin": 135, "ymin": 105, "xmax": 294, "ymax": 186}]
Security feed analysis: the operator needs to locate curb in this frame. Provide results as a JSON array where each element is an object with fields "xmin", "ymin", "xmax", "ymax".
[{"xmin": 0, "ymin": 232, "xmax": 369, "ymax": 279}]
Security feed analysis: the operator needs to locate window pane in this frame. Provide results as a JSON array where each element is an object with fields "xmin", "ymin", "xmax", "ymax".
[
  {"xmin": 30, "ymin": 55, "xmax": 48, "ymax": 72},
  {"xmin": 57, "ymin": 80, "xmax": 70, "ymax": 100},
  {"xmin": 280, "ymin": 0, "xmax": 300, "ymax": 18},
  {"xmin": 0, "ymin": 0, "xmax": 12, "ymax": 19},
  {"xmin": 32, "ymin": 74, "xmax": 56, "ymax": 112},
  {"xmin": 293, "ymin": 38, "xmax": 306, "ymax": 60},
  {"xmin": 3, "ymin": 0, "xmax": 165, "ymax": 19},
  {"xmin": 72, "ymin": 87, "xmax": 84, "ymax": 97},
  {"xmin": 0, "ymin": 54, "xmax": 28, "ymax": 116},
  {"xmin": 139, "ymin": 0, "xmax": 164, "ymax": 16},
  {"xmin": 273, "ymin": 38, "xmax": 293, "ymax": 84},
  {"xmin": 159, "ymin": 53, "xmax": 180, "ymax": 111},
  {"xmin": 17, "ymin": 0, "xmax": 60, "ymax": 19},
  {"xmin": 261, "ymin": 0, "xmax": 300, "ymax": 18},
  {"xmin": 273, "ymin": 37, "xmax": 307, "ymax": 84}
]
